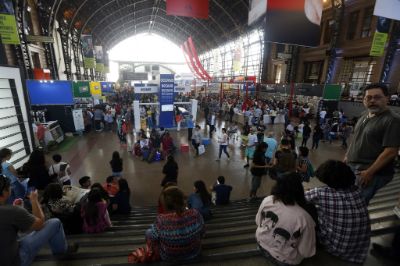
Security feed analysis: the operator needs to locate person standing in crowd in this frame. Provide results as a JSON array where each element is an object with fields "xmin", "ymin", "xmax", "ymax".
[
  {"xmin": 48, "ymin": 154, "xmax": 72, "ymax": 186},
  {"xmin": 0, "ymin": 176, "xmax": 78, "ymax": 266},
  {"xmin": 188, "ymin": 180, "xmax": 212, "ymax": 220},
  {"xmin": 186, "ymin": 115, "xmax": 194, "ymax": 141},
  {"xmin": 305, "ymin": 160, "xmax": 370, "ymax": 263},
  {"xmin": 110, "ymin": 151, "xmax": 123, "ymax": 177},
  {"xmin": 244, "ymin": 127, "xmax": 258, "ymax": 168},
  {"xmin": 229, "ymin": 105, "xmax": 235, "ymax": 123},
  {"xmin": 175, "ymin": 108, "xmax": 183, "ymax": 131},
  {"xmin": 94, "ymin": 107, "xmax": 105, "ymax": 132},
  {"xmin": 340, "ymin": 123, "xmax": 352, "ymax": 149},
  {"xmin": 249, "ymin": 142, "xmax": 268, "ymax": 201},
  {"xmin": 211, "ymin": 176, "xmax": 232, "ymax": 205},
  {"xmin": 216, "ymin": 128, "xmax": 230, "ymax": 161},
  {"xmin": 191, "ymin": 125, "xmax": 202, "ymax": 156},
  {"xmin": 161, "ymin": 155, "xmax": 178, "ymax": 187},
  {"xmin": 301, "ymin": 122, "xmax": 312, "ymax": 147},
  {"xmin": 270, "ymin": 139, "xmax": 297, "ymax": 179},
  {"xmin": 264, "ymin": 132, "xmax": 278, "ymax": 164},
  {"xmin": 0, "ymin": 148, "xmax": 27, "ymax": 202},
  {"xmin": 36, "ymin": 122, "xmax": 46, "ymax": 150},
  {"xmin": 255, "ymin": 172, "xmax": 316, "ymax": 266},
  {"xmin": 345, "ymin": 83, "xmax": 400, "ymax": 204},
  {"xmin": 319, "ymin": 108, "xmax": 327, "ymax": 125},
  {"xmin": 311, "ymin": 124, "xmax": 323, "ymax": 150},
  {"xmin": 209, "ymin": 112, "xmax": 216, "ymax": 139},
  {"xmin": 104, "ymin": 110, "xmax": 114, "ymax": 131}
]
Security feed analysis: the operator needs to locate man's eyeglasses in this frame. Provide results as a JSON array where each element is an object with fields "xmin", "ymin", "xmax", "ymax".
[{"xmin": 364, "ymin": 95, "xmax": 385, "ymax": 101}]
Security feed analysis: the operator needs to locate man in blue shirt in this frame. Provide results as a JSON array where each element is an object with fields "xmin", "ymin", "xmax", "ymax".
[
  {"xmin": 212, "ymin": 176, "xmax": 232, "ymax": 205},
  {"xmin": 264, "ymin": 132, "xmax": 278, "ymax": 164}
]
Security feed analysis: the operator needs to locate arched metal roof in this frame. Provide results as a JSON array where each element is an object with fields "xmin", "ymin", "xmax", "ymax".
[{"xmin": 57, "ymin": 0, "xmax": 250, "ymax": 53}]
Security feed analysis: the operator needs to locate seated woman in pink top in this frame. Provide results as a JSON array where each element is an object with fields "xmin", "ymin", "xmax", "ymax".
[{"xmin": 81, "ymin": 187, "xmax": 111, "ymax": 233}]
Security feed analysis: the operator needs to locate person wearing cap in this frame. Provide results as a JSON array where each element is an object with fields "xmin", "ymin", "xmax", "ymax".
[{"xmin": 244, "ymin": 127, "xmax": 258, "ymax": 168}]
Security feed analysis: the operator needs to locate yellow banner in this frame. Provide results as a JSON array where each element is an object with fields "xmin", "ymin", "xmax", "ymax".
[
  {"xmin": 90, "ymin": 81, "xmax": 101, "ymax": 96},
  {"xmin": 0, "ymin": 14, "xmax": 20, "ymax": 44},
  {"xmin": 370, "ymin": 32, "xmax": 388, "ymax": 57}
]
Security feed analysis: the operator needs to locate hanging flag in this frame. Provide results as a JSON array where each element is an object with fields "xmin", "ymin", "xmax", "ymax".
[
  {"xmin": 187, "ymin": 37, "xmax": 211, "ymax": 80},
  {"xmin": 94, "ymin": 46, "xmax": 104, "ymax": 73},
  {"xmin": 0, "ymin": 0, "xmax": 20, "ymax": 44},
  {"xmin": 265, "ymin": 0, "xmax": 323, "ymax": 47},
  {"xmin": 370, "ymin": 17, "xmax": 391, "ymax": 57},
  {"xmin": 166, "ymin": 0, "xmax": 209, "ymax": 19},
  {"xmin": 81, "ymin": 35, "xmax": 95, "ymax": 69},
  {"xmin": 248, "ymin": 0, "xmax": 267, "ymax": 25},
  {"xmin": 374, "ymin": 0, "xmax": 400, "ymax": 21},
  {"xmin": 104, "ymin": 52, "xmax": 110, "ymax": 74}
]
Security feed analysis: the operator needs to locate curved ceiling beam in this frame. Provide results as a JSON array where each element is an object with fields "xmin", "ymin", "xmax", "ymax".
[
  {"xmin": 104, "ymin": 20, "xmax": 188, "ymax": 49},
  {"xmin": 99, "ymin": 15, "xmax": 212, "ymax": 52},
  {"xmin": 97, "ymin": 17, "xmax": 211, "ymax": 53},
  {"xmin": 87, "ymin": 4, "xmax": 221, "ymax": 46}
]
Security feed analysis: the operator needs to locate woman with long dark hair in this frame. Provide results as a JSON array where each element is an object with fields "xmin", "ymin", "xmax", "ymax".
[
  {"xmin": 250, "ymin": 142, "xmax": 269, "ymax": 200},
  {"xmin": 188, "ymin": 180, "xmax": 212, "ymax": 220},
  {"xmin": 161, "ymin": 155, "xmax": 178, "ymax": 187},
  {"xmin": 81, "ymin": 187, "xmax": 111, "ymax": 233},
  {"xmin": 25, "ymin": 149, "xmax": 51, "ymax": 190},
  {"xmin": 110, "ymin": 151, "xmax": 123, "ymax": 176},
  {"xmin": 129, "ymin": 187, "xmax": 204, "ymax": 263},
  {"xmin": 113, "ymin": 178, "xmax": 132, "ymax": 214},
  {"xmin": 256, "ymin": 172, "xmax": 316, "ymax": 265}
]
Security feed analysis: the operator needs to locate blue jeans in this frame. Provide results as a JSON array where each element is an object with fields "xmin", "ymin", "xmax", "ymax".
[
  {"xmin": 350, "ymin": 164, "xmax": 394, "ymax": 205},
  {"xmin": 358, "ymin": 174, "xmax": 393, "ymax": 205},
  {"xmin": 218, "ymin": 145, "xmax": 230, "ymax": 158},
  {"xmin": 19, "ymin": 218, "xmax": 67, "ymax": 266}
]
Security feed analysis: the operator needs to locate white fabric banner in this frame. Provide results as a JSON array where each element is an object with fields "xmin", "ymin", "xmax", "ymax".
[
  {"xmin": 374, "ymin": 0, "xmax": 400, "ymax": 21},
  {"xmin": 134, "ymin": 84, "xmax": 159, "ymax": 94},
  {"xmin": 248, "ymin": 0, "xmax": 267, "ymax": 25}
]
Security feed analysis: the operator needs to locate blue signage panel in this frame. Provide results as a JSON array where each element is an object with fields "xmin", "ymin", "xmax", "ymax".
[{"xmin": 159, "ymin": 74, "xmax": 175, "ymax": 128}]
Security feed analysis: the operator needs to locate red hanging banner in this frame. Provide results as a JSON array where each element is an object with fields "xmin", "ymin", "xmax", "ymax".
[
  {"xmin": 181, "ymin": 45, "xmax": 201, "ymax": 79},
  {"xmin": 187, "ymin": 36, "xmax": 211, "ymax": 80},
  {"xmin": 183, "ymin": 41, "xmax": 207, "ymax": 80},
  {"xmin": 166, "ymin": 0, "xmax": 209, "ymax": 19}
]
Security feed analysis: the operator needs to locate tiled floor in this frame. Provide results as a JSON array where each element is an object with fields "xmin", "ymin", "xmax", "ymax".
[{"xmin": 51, "ymin": 117, "xmax": 346, "ymax": 206}]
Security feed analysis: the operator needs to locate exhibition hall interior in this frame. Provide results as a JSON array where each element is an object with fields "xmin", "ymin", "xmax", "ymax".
[{"xmin": 1, "ymin": 0, "xmax": 400, "ymax": 265}]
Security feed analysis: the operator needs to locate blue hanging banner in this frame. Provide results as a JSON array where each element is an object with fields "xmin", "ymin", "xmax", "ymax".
[{"xmin": 159, "ymin": 74, "xmax": 175, "ymax": 128}]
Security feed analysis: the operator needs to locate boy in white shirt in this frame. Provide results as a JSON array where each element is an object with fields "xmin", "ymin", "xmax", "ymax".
[{"xmin": 48, "ymin": 154, "xmax": 71, "ymax": 185}]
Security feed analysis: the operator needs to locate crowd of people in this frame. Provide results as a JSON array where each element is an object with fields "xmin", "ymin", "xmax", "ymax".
[{"xmin": 0, "ymin": 83, "xmax": 399, "ymax": 265}]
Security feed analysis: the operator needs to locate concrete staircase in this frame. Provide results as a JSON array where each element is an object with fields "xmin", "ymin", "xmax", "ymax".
[{"xmin": 33, "ymin": 175, "xmax": 400, "ymax": 266}]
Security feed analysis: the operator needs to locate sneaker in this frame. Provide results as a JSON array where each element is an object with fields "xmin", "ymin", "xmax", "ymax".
[{"xmin": 243, "ymin": 164, "xmax": 249, "ymax": 168}]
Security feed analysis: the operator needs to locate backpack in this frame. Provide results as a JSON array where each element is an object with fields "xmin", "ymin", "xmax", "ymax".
[{"xmin": 274, "ymin": 150, "xmax": 296, "ymax": 177}]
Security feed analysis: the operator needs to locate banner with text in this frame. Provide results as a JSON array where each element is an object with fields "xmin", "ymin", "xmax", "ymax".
[
  {"xmin": 81, "ymin": 35, "xmax": 95, "ymax": 69},
  {"xmin": 95, "ymin": 46, "xmax": 104, "ymax": 73},
  {"xmin": 159, "ymin": 74, "xmax": 175, "ymax": 128},
  {"xmin": 0, "ymin": 0, "xmax": 20, "ymax": 44},
  {"xmin": 134, "ymin": 83, "xmax": 159, "ymax": 94},
  {"xmin": 370, "ymin": 17, "xmax": 391, "ymax": 57},
  {"xmin": 166, "ymin": 0, "xmax": 209, "ymax": 19}
]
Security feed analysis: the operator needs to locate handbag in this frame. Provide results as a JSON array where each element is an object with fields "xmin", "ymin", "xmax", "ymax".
[{"xmin": 198, "ymin": 144, "xmax": 206, "ymax": 155}]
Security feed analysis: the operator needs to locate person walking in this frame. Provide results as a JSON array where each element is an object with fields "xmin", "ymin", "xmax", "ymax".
[
  {"xmin": 216, "ymin": 128, "xmax": 230, "ymax": 161},
  {"xmin": 301, "ymin": 122, "xmax": 312, "ymax": 147},
  {"xmin": 186, "ymin": 115, "xmax": 194, "ymax": 141},
  {"xmin": 209, "ymin": 112, "xmax": 216, "ymax": 139},
  {"xmin": 345, "ymin": 83, "xmax": 400, "ymax": 204},
  {"xmin": 312, "ymin": 124, "xmax": 323, "ymax": 150},
  {"xmin": 191, "ymin": 125, "xmax": 203, "ymax": 156}
]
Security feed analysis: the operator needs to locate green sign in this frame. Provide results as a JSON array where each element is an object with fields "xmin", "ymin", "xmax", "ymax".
[
  {"xmin": 370, "ymin": 32, "xmax": 388, "ymax": 57},
  {"xmin": 0, "ymin": 14, "xmax": 20, "ymax": 44},
  {"xmin": 73, "ymin": 81, "xmax": 91, "ymax": 98},
  {"xmin": 323, "ymin": 84, "xmax": 342, "ymax": 100},
  {"xmin": 104, "ymin": 66, "xmax": 110, "ymax": 74}
]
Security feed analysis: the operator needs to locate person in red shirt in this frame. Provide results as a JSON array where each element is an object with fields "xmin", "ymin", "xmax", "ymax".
[{"xmin": 36, "ymin": 122, "xmax": 46, "ymax": 150}]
